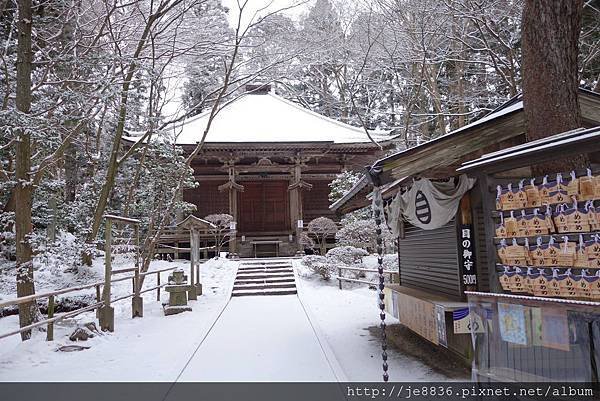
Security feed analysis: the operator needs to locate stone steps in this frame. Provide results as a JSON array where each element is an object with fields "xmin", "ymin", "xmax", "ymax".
[
  {"xmin": 234, "ymin": 278, "xmax": 295, "ymax": 285},
  {"xmin": 231, "ymin": 260, "xmax": 297, "ymax": 297}
]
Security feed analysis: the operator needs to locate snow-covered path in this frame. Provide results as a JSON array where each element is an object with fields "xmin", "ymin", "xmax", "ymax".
[
  {"xmin": 0, "ymin": 257, "xmax": 450, "ymax": 382},
  {"xmin": 177, "ymin": 295, "xmax": 339, "ymax": 382}
]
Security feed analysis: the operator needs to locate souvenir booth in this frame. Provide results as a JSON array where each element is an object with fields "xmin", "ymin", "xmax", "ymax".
[
  {"xmin": 458, "ymin": 126, "xmax": 600, "ymax": 382},
  {"xmin": 330, "ymin": 90, "xmax": 600, "ymax": 370}
]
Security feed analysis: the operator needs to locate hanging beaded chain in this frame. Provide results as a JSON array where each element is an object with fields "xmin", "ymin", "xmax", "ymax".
[{"xmin": 373, "ymin": 187, "xmax": 389, "ymax": 382}]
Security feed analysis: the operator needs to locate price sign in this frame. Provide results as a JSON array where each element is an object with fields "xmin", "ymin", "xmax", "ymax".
[{"xmin": 459, "ymin": 224, "xmax": 478, "ymax": 287}]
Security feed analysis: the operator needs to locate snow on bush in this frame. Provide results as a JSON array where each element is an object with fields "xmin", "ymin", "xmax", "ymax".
[
  {"xmin": 307, "ymin": 217, "xmax": 338, "ymax": 255},
  {"xmin": 326, "ymin": 246, "xmax": 368, "ymax": 266},
  {"xmin": 1, "ymin": 231, "xmax": 103, "ymax": 296},
  {"xmin": 336, "ymin": 218, "xmax": 396, "ymax": 253},
  {"xmin": 382, "ymin": 254, "xmax": 398, "ymax": 270},
  {"xmin": 300, "ymin": 255, "xmax": 333, "ymax": 280},
  {"xmin": 335, "ymin": 219, "xmax": 376, "ymax": 250},
  {"xmin": 204, "ymin": 213, "xmax": 233, "ymax": 255}
]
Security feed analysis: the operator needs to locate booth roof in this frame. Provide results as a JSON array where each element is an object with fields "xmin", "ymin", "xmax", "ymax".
[
  {"xmin": 458, "ymin": 126, "xmax": 600, "ymax": 174},
  {"xmin": 127, "ymin": 92, "xmax": 391, "ymax": 145},
  {"xmin": 328, "ymin": 88, "xmax": 600, "ymax": 214}
]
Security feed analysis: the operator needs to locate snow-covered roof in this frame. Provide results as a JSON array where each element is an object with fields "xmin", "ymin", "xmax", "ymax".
[
  {"xmin": 328, "ymin": 88, "xmax": 600, "ymax": 214},
  {"xmin": 160, "ymin": 92, "xmax": 390, "ymax": 145},
  {"xmin": 458, "ymin": 126, "xmax": 600, "ymax": 173}
]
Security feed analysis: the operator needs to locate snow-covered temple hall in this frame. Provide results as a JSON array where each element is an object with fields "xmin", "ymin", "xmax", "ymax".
[{"xmin": 169, "ymin": 85, "xmax": 393, "ymax": 258}]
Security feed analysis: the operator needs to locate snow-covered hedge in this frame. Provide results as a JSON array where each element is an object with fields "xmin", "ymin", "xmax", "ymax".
[{"xmin": 326, "ymin": 246, "xmax": 368, "ymax": 266}]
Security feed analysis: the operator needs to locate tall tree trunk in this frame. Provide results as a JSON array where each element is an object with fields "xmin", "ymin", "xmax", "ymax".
[
  {"xmin": 86, "ymin": 11, "xmax": 159, "ymax": 248},
  {"xmin": 64, "ymin": 141, "xmax": 77, "ymax": 203},
  {"xmin": 15, "ymin": 0, "xmax": 36, "ymax": 340},
  {"xmin": 521, "ymin": 0, "xmax": 587, "ymax": 174}
]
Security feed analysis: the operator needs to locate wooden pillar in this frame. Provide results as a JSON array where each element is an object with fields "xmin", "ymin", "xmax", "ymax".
[
  {"xmin": 218, "ymin": 160, "xmax": 242, "ymax": 257},
  {"xmin": 189, "ymin": 228, "xmax": 199, "ymax": 299},
  {"xmin": 228, "ymin": 187, "xmax": 238, "ymax": 256},
  {"xmin": 289, "ymin": 163, "xmax": 301, "ymax": 253},
  {"xmin": 288, "ymin": 159, "xmax": 312, "ymax": 254}
]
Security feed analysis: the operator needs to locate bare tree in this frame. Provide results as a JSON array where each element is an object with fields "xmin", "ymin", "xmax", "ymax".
[{"xmin": 204, "ymin": 214, "xmax": 233, "ymax": 256}]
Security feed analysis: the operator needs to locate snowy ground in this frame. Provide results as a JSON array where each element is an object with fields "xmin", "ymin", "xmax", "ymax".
[
  {"xmin": 178, "ymin": 295, "xmax": 339, "ymax": 382},
  {"xmin": 294, "ymin": 259, "xmax": 448, "ymax": 382},
  {"xmin": 0, "ymin": 255, "xmax": 449, "ymax": 382}
]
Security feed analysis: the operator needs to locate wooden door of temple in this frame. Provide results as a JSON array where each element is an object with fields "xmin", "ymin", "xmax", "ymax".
[{"xmin": 238, "ymin": 181, "xmax": 290, "ymax": 233}]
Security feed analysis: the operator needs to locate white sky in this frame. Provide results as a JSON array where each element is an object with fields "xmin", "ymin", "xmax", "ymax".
[
  {"xmin": 161, "ymin": 0, "xmax": 313, "ymax": 120},
  {"xmin": 221, "ymin": 0, "xmax": 312, "ymax": 27}
]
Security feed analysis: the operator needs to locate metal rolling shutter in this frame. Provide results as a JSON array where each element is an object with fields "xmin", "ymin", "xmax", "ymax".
[
  {"xmin": 472, "ymin": 206, "xmax": 490, "ymax": 292},
  {"xmin": 398, "ymin": 219, "xmax": 461, "ymax": 298}
]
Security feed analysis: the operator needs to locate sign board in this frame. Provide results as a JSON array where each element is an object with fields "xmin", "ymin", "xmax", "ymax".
[
  {"xmin": 397, "ymin": 293, "xmax": 439, "ymax": 345},
  {"xmin": 391, "ymin": 291, "xmax": 399, "ymax": 319},
  {"xmin": 453, "ymin": 307, "xmax": 484, "ymax": 334},
  {"xmin": 435, "ymin": 305, "xmax": 447, "ymax": 348},
  {"xmin": 458, "ymin": 224, "xmax": 478, "ymax": 287},
  {"xmin": 297, "ymin": 219, "xmax": 304, "ymax": 228}
]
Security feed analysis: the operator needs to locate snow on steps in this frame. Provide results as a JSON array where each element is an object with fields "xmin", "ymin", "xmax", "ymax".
[{"xmin": 231, "ymin": 259, "xmax": 297, "ymax": 297}]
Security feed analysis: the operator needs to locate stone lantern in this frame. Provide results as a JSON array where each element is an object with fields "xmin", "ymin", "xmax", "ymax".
[{"xmin": 163, "ymin": 269, "xmax": 193, "ymax": 315}]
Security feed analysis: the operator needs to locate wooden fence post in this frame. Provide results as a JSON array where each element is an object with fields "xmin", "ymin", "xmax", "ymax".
[
  {"xmin": 131, "ymin": 223, "xmax": 143, "ymax": 318},
  {"xmin": 338, "ymin": 267, "xmax": 342, "ymax": 290},
  {"xmin": 156, "ymin": 272, "xmax": 161, "ymax": 302},
  {"xmin": 46, "ymin": 295, "xmax": 55, "ymax": 341},
  {"xmin": 95, "ymin": 284, "xmax": 101, "ymax": 319},
  {"xmin": 99, "ymin": 218, "xmax": 115, "ymax": 332},
  {"xmin": 132, "ymin": 267, "xmax": 143, "ymax": 318}
]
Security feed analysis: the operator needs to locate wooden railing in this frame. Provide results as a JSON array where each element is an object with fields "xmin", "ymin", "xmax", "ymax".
[
  {"xmin": 335, "ymin": 266, "xmax": 399, "ymax": 290},
  {"xmin": 0, "ymin": 265, "xmax": 177, "ymax": 341}
]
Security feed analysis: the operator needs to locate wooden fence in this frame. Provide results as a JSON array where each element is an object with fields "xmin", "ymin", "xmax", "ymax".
[
  {"xmin": 0, "ymin": 265, "xmax": 178, "ymax": 341},
  {"xmin": 336, "ymin": 266, "xmax": 399, "ymax": 289}
]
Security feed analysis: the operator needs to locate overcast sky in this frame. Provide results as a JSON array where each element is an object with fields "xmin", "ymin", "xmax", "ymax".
[
  {"xmin": 221, "ymin": 0, "xmax": 312, "ymax": 27},
  {"xmin": 160, "ymin": 0, "xmax": 313, "ymax": 120}
]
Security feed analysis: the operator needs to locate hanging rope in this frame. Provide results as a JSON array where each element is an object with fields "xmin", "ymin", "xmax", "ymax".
[{"xmin": 372, "ymin": 185, "xmax": 389, "ymax": 382}]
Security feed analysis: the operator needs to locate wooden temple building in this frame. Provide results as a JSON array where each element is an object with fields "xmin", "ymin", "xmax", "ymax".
[{"xmin": 165, "ymin": 85, "xmax": 393, "ymax": 258}]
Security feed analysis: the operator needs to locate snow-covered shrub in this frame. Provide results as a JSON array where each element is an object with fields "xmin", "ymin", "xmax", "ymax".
[
  {"xmin": 204, "ymin": 214, "xmax": 233, "ymax": 255},
  {"xmin": 34, "ymin": 231, "xmax": 100, "ymax": 276},
  {"xmin": 307, "ymin": 216, "xmax": 338, "ymax": 255},
  {"xmin": 301, "ymin": 254, "xmax": 326, "ymax": 268},
  {"xmin": 336, "ymin": 218, "xmax": 397, "ymax": 253},
  {"xmin": 335, "ymin": 219, "xmax": 376, "ymax": 250},
  {"xmin": 300, "ymin": 255, "xmax": 333, "ymax": 280},
  {"xmin": 382, "ymin": 254, "xmax": 399, "ymax": 270},
  {"xmin": 298, "ymin": 232, "xmax": 315, "ymax": 251},
  {"xmin": 326, "ymin": 246, "xmax": 368, "ymax": 266}
]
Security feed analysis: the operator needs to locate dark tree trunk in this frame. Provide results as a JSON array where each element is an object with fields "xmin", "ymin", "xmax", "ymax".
[
  {"xmin": 521, "ymin": 0, "xmax": 587, "ymax": 174},
  {"xmin": 15, "ymin": 0, "xmax": 36, "ymax": 340},
  {"xmin": 64, "ymin": 141, "xmax": 77, "ymax": 203}
]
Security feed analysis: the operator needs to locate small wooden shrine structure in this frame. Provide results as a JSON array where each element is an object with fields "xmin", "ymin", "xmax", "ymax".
[{"xmin": 167, "ymin": 85, "xmax": 394, "ymax": 258}]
